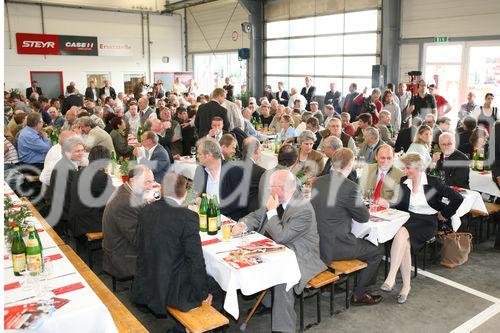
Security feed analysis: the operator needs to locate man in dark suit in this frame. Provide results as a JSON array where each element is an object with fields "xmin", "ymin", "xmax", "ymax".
[
  {"xmin": 47, "ymin": 136, "xmax": 85, "ymax": 237},
  {"xmin": 61, "ymin": 85, "xmax": 84, "ymax": 115},
  {"xmin": 138, "ymin": 97, "xmax": 157, "ymax": 126},
  {"xmin": 102, "ymin": 165, "xmax": 155, "ymax": 279},
  {"xmin": 26, "ymin": 80, "xmax": 42, "ymax": 97},
  {"xmin": 134, "ymin": 131, "xmax": 171, "ymax": 183},
  {"xmin": 343, "ymin": 83, "xmax": 360, "ymax": 121},
  {"xmin": 85, "ymin": 81, "xmax": 99, "ymax": 102},
  {"xmin": 311, "ymin": 148, "xmax": 383, "ymax": 306},
  {"xmin": 195, "ymin": 88, "xmax": 230, "ymax": 137},
  {"xmin": 232, "ymin": 169, "xmax": 326, "ymax": 333},
  {"xmin": 99, "ymin": 80, "xmax": 117, "ymax": 100},
  {"xmin": 431, "ymin": 132, "xmax": 470, "ymax": 189},
  {"xmin": 276, "ymin": 81, "xmax": 289, "ymax": 106},
  {"xmin": 300, "ymin": 76, "xmax": 316, "ymax": 111},
  {"xmin": 324, "ymin": 82, "xmax": 342, "ymax": 112},
  {"xmin": 241, "ymin": 137, "xmax": 266, "ymax": 213},
  {"xmin": 394, "ymin": 117, "xmax": 422, "ymax": 153},
  {"xmin": 319, "ymin": 136, "xmax": 357, "ymax": 182},
  {"xmin": 132, "ymin": 173, "xmax": 220, "ymax": 322},
  {"xmin": 193, "ymin": 137, "xmax": 246, "ymax": 220}
]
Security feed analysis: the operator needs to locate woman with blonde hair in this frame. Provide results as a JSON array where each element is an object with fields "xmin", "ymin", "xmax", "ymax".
[
  {"xmin": 380, "ymin": 153, "xmax": 463, "ymax": 303},
  {"xmin": 406, "ymin": 125, "xmax": 432, "ymax": 166}
]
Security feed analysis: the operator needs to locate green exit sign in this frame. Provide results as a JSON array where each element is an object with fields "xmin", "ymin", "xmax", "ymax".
[{"xmin": 433, "ymin": 37, "xmax": 449, "ymax": 42}]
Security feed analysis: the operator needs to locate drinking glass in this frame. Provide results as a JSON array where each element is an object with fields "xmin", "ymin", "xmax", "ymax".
[
  {"xmin": 221, "ymin": 224, "xmax": 231, "ymax": 242},
  {"xmin": 190, "ymin": 146, "xmax": 197, "ymax": 159},
  {"xmin": 40, "ymin": 258, "xmax": 53, "ymax": 293}
]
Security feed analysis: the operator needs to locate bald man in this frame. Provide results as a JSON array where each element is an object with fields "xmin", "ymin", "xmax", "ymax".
[
  {"xmin": 359, "ymin": 144, "xmax": 403, "ymax": 204},
  {"xmin": 431, "ymin": 132, "xmax": 470, "ymax": 189},
  {"xmin": 233, "ymin": 169, "xmax": 326, "ymax": 333},
  {"xmin": 40, "ymin": 130, "xmax": 86, "ymax": 186}
]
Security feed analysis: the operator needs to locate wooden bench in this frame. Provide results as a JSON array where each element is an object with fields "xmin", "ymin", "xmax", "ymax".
[
  {"xmin": 328, "ymin": 259, "xmax": 367, "ymax": 309},
  {"xmin": 167, "ymin": 302, "xmax": 229, "ymax": 333},
  {"xmin": 59, "ymin": 245, "xmax": 148, "ymax": 333},
  {"xmin": 469, "ymin": 201, "xmax": 500, "ymax": 243},
  {"xmin": 85, "ymin": 232, "xmax": 104, "ymax": 271},
  {"xmin": 299, "ymin": 271, "xmax": 340, "ymax": 332}
]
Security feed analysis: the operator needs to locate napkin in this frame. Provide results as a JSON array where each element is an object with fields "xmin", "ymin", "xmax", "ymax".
[
  {"xmin": 52, "ymin": 282, "xmax": 85, "ymax": 295},
  {"xmin": 201, "ymin": 238, "xmax": 221, "ymax": 246},
  {"xmin": 4, "ymin": 282, "xmax": 21, "ymax": 291}
]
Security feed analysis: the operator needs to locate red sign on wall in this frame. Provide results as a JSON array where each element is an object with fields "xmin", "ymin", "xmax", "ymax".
[{"xmin": 16, "ymin": 33, "xmax": 60, "ymax": 55}]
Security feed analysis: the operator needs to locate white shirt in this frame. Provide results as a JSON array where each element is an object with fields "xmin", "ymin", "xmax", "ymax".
[
  {"xmin": 104, "ymin": 87, "xmax": 110, "ymax": 97},
  {"xmin": 404, "ymin": 172, "xmax": 438, "ymax": 215},
  {"xmin": 295, "ymin": 122, "xmax": 307, "ymax": 136},
  {"xmin": 266, "ymin": 195, "xmax": 292, "ymax": 220},
  {"xmin": 137, "ymin": 144, "xmax": 157, "ymax": 162},
  {"xmin": 125, "ymin": 112, "xmax": 141, "ymax": 134},
  {"xmin": 205, "ymin": 163, "xmax": 221, "ymax": 201},
  {"xmin": 40, "ymin": 144, "xmax": 62, "ymax": 185}
]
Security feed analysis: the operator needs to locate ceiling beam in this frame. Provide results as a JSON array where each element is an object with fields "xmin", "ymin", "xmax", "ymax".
[{"xmin": 162, "ymin": 0, "xmax": 221, "ymax": 14}]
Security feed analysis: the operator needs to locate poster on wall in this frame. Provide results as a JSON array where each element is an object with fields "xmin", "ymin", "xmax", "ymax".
[
  {"xmin": 16, "ymin": 33, "xmax": 97, "ymax": 56},
  {"xmin": 99, "ymin": 38, "xmax": 133, "ymax": 57}
]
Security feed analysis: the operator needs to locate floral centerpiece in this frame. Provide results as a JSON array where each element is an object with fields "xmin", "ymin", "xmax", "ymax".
[
  {"xmin": 295, "ymin": 165, "xmax": 312, "ymax": 186},
  {"xmin": 4, "ymin": 196, "xmax": 33, "ymax": 242}
]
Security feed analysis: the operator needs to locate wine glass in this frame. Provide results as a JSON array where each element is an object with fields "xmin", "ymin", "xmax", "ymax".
[{"xmin": 190, "ymin": 146, "xmax": 197, "ymax": 159}]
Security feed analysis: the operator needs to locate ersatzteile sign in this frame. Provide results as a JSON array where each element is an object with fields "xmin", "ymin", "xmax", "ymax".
[{"xmin": 16, "ymin": 33, "xmax": 98, "ymax": 56}]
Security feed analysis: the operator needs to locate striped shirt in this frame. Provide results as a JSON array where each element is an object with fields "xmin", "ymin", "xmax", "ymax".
[{"xmin": 4, "ymin": 137, "xmax": 19, "ymax": 164}]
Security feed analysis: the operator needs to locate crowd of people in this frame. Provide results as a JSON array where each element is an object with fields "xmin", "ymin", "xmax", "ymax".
[{"xmin": 4, "ymin": 75, "xmax": 500, "ymax": 333}]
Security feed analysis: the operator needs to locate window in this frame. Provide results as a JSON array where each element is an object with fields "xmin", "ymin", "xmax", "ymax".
[
  {"xmin": 193, "ymin": 52, "xmax": 247, "ymax": 96},
  {"xmin": 265, "ymin": 9, "xmax": 380, "ymax": 97},
  {"xmin": 123, "ymin": 73, "xmax": 145, "ymax": 94},
  {"xmin": 468, "ymin": 45, "xmax": 500, "ymax": 102},
  {"xmin": 86, "ymin": 73, "xmax": 110, "ymax": 89}
]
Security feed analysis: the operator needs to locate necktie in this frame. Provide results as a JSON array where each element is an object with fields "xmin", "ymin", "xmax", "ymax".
[
  {"xmin": 373, "ymin": 172, "xmax": 385, "ymax": 202},
  {"xmin": 144, "ymin": 148, "xmax": 150, "ymax": 160},
  {"xmin": 277, "ymin": 204, "xmax": 284, "ymax": 220}
]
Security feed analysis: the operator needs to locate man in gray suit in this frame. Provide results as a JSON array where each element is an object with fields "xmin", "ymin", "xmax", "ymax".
[
  {"xmin": 233, "ymin": 169, "xmax": 326, "ymax": 333},
  {"xmin": 311, "ymin": 148, "xmax": 383, "ymax": 306},
  {"xmin": 102, "ymin": 165, "xmax": 155, "ymax": 279},
  {"xmin": 138, "ymin": 97, "xmax": 157, "ymax": 126}
]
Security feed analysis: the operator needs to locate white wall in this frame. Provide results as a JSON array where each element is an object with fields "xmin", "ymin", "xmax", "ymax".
[{"xmin": 4, "ymin": 3, "xmax": 183, "ymax": 94}]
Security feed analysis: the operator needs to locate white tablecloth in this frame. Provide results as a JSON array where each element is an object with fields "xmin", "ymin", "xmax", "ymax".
[
  {"xmin": 199, "ymin": 231, "xmax": 301, "ymax": 320},
  {"xmin": 469, "ymin": 170, "xmax": 500, "ymax": 197},
  {"xmin": 3, "ymin": 187, "xmax": 118, "ymax": 333},
  {"xmin": 448, "ymin": 189, "xmax": 488, "ymax": 231},
  {"xmin": 351, "ymin": 209, "xmax": 410, "ymax": 246}
]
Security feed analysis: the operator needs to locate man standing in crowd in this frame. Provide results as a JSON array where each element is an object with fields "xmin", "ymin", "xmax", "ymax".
[
  {"xmin": 276, "ymin": 81, "xmax": 289, "ymax": 106},
  {"xmin": 459, "ymin": 92, "xmax": 479, "ymax": 120},
  {"xmin": 233, "ymin": 169, "xmax": 326, "ymax": 333},
  {"xmin": 103, "ymin": 165, "xmax": 155, "ymax": 280},
  {"xmin": 428, "ymin": 84, "xmax": 452, "ymax": 116},
  {"xmin": 195, "ymin": 88, "xmax": 230, "ymax": 137},
  {"xmin": 324, "ymin": 82, "xmax": 342, "ymax": 112},
  {"xmin": 18, "ymin": 113, "xmax": 52, "ymax": 172},
  {"xmin": 301, "ymin": 76, "xmax": 316, "ymax": 111},
  {"xmin": 26, "ymin": 80, "xmax": 42, "ymax": 97},
  {"xmin": 85, "ymin": 81, "xmax": 100, "ymax": 102},
  {"xmin": 343, "ymin": 83, "xmax": 361, "ymax": 121},
  {"xmin": 431, "ymin": 132, "xmax": 470, "ymax": 189},
  {"xmin": 100, "ymin": 80, "xmax": 117, "ymax": 99},
  {"xmin": 62, "ymin": 85, "xmax": 84, "ymax": 115},
  {"xmin": 408, "ymin": 79, "xmax": 437, "ymax": 119},
  {"xmin": 359, "ymin": 144, "xmax": 403, "ymax": 203},
  {"xmin": 312, "ymin": 148, "xmax": 383, "ymax": 306}
]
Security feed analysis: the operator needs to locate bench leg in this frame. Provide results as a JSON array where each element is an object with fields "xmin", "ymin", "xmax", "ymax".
[
  {"xmin": 423, "ymin": 245, "xmax": 427, "ymax": 270},
  {"xmin": 330, "ymin": 282, "xmax": 335, "ymax": 316},
  {"xmin": 345, "ymin": 278, "xmax": 350, "ymax": 309},
  {"xmin": 299, "ymin": 292, "xmax": 304, "ymax": 332},
  {"xmin": 413, "ymin": 253, "xmax": 418, "ymax": 278},
  {"xmin": 317, "ymin": 289, "xmax": 321, "ymax": 324}
]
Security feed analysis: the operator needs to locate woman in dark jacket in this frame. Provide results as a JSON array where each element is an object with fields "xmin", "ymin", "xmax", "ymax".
[
  {"xmin": 69, "ymin": 146, "xmax": 115, "ymax": 252},
  {"xmin": 110, "ymin": 117, "xmax": 134, "ymax": 158},
  {"xmin": 380, "ymin": 152, "xmax": 463, "ymax": 304}
]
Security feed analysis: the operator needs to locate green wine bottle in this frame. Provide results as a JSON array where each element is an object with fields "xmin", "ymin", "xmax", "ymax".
[
  {"xmin": 199, "ymin": 193, "xmax": 208, "ymax": 232},
  {"xmin": 11, "ymin": 227, "xmax": 26, "ymax": 276},
  {"xmin": 26, "ymin": 227, "xmax": 43, "ymax": 274},
  {"xmin": 207, "ymin": 196, "xmax": 218, "ymax": 236}
]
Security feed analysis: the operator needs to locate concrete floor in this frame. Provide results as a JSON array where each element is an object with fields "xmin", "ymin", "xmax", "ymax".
[{"xmin": 81, "ymin": 238, "xmax": 500, "ymax": 333}]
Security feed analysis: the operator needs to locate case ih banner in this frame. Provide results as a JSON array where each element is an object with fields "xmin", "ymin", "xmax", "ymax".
[{"xmin": 16, "ymin": 33, "xmax": 98, "ymax": 56}]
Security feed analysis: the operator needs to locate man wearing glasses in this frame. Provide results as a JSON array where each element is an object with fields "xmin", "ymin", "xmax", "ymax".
[
  {"xmin": 430, "ymin": 132, "xmax": 470, "ymax": 189},
  {"xmin": 408, "ymin": 79, "xmax": 437, "ymax": 119}
]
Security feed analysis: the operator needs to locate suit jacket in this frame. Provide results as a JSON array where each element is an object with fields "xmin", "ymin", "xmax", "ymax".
[
  {"xmin": 358, "ymin": 140, "xmax": 384, "ymax": 163},
  {"xmin": 324, "ymin": 90, "xmax": 341, "ymax": 111},
  {"xmin": 394, "ymin": 126, "xmax": 417, "ymax": 153},
  {"xmin": 244, "ymin": 160, "xmax": 266, "ymax": 213},
  {"xmin": 319, "ymin": 158, "xmax": 358, "ymax": 182},
  {"xmin": 193, "ymin": 160, "xmax": 246, "ymax": 220},
  {"xmin": 68, "ymin": 167, "xmax": 114, "ymax": 237},
  {"xmin": 457, "ymin": 130, "xmax": 472, "ymax": 155},
  {"xmin": 61, "ymin": 94, "xmax": 84, "ymax": 115},
  {"xmin": 99, "ymin": 86, "xmax": 117, "ymax": 100},
  {"xmin": 301, "ymin": 86, "xmax": 316, "ymax": 110},
  {"xmin": 26, "ymin": 86, "xmax": 42, "ymax": 97},
  {"xmin": 435, "ymin": 149, "xmax": 470, "ymax": 189},
  {"xmin": 110, "ymin": 130, "xmax": 134, "ymax": 158},
  {"xmin": 313, "ymin": 131, "xmax": 322, "ymax": 150},
  {"xmin": 141, "ymin": 144, "xmax": 171, "ymax": 183},
  {"xmin": 343, "ymin": 92, "xmax": 361, "ymax": 120},
  {"xmin": 378, "ymin": 124, "xmax": 394, "ymax": 146},
  {"xmin": 85, "ymin": 87, "xmax": 100, "ymax": 101},
  {"xmin": 132, "ymin": 198, "xmax": 208, "ymax": 314},
  {"xmin": 102, "ymin": 184, "xmax": 146, "ymax": 278},
  {"xmin": 276, "ymin": 90, "xmax": 289, "ymax": 105},
  {"xmin": 311, "ymin": 171, "xmax": 370, "ymax": 264},
  {"xmin": 47, "ymin": 156, "xmax": 78, "ymax": 225},
  {"xmin": 87, "ymin": 126, "xmax": 115, "ymax": 154},
  {"xmin": 392, "ymin": 174, "xmax": 464, "ymax": 220},
  {"xmin": 139, "ymin": 107, "xmax": 155, "ymax": 126},
  {"xmin": 359, "ymin": 163, "xmax": 404, "ymax": 201},
  {"xmin": 240, "ymin": 191, "xmax": 326, "ymax": 293},
  {"xmin": 195, "ymin": 101, "xmax": 230, "ymax": 137}
]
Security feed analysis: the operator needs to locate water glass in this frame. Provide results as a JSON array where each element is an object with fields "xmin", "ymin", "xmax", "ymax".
[
  {"xmin": 190, "ymin": 146, "xmax": 197, "ymax": 159},
  {"xmin": 221, "ymin": 224, "xmax": 231, "ymax": 242}
]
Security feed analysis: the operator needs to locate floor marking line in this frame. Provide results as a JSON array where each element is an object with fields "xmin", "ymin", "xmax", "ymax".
[{"xmin": 449, "ymin": 303, "xmax": 500, "ymax": 333}]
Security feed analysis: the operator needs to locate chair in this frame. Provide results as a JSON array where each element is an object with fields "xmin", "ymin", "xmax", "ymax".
[
  {"xmin": 328, "ymin": 259, "xmax": 367, "ymax": 309},
  {"xmin": 167, "ymin": 302, "xmax": 229, "ymax": 333},
  {"xmin": 473, "ymin": 202, "xmax": 500, "ymax": 240},
  {"xmin": 411, "ymin": 237, "xmax": 437, "ymax": 278},
  {"xmin": 298, "ymin": 270, "xmax": 339, "ymax": 332}
]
